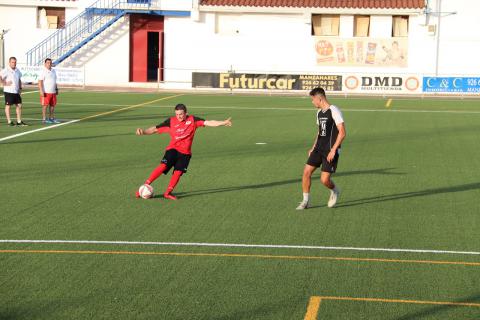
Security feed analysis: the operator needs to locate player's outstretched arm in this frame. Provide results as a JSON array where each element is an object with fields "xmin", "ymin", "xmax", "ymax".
[
  {"xmin": 204, "ymin": 117, "xmax": 232, "ymax": 127},
  {"xmin": 136, "ymin": 126, "xmax": 157, "ymax": 135}
]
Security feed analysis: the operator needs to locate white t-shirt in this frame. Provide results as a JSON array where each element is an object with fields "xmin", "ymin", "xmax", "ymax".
[
  {"xmin": 0, "ymin": 67, "xmax": 22, "ymax": 94},
  {"xmin": 39, "ymin": 67, "xmax": 57, "ymax": 93}
]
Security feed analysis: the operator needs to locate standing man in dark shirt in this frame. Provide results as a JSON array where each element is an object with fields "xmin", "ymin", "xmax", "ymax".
[
  {"xmin": 297, "ymin": 87, "xmax": 346, "ymax": 210},
  {"xmin": 135, "ymin": 103, "xmax": 232, "ymax": 200}
]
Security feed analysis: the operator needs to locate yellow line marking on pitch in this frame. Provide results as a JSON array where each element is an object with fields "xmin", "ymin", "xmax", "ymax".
[
  {"xmin": 1, "ymin": 249, "xmax": 480, "ymax": 267},
  {"xmin": 304, "ymin": 296, "xmax": 322, "ymax": 320},
  {"xmin": 79, "ymin": 94, "xmax": 184, "ymax": 121},
  {"xmin": 320, "ymin": 296, "xmax": 480, "ymax": 307},
  {"xmin": 305, "ymin": 295, "xmax": 480, "ymax": 319},
  {"xmin": 385, "ymin": 98, "xmax": 393, "ymax": 108}
]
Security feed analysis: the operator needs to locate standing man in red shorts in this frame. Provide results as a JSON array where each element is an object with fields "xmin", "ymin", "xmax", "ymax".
[
  {"xmin": 38, "ymin": 58, "xmax": 59, "ymax": 124},
  {"xmin": 135, "ymin": 103, "xmax": 232, "ymax": 200}
]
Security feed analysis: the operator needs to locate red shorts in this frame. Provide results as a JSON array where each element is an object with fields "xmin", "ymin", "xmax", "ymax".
[{"xmin": 41, "ymin": 93, "xmax": 57, "ymax": 107}]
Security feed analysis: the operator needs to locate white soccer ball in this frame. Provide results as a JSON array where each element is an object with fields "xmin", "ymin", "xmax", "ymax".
[{"xmin": 138, "ymin": 184, "xmax": 154, "ymax": 199}]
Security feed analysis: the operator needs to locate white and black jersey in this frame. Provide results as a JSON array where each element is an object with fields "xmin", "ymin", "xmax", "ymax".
[{"xmin": 314, "ymin": 105, "xmax": 344, "ymax": 151}]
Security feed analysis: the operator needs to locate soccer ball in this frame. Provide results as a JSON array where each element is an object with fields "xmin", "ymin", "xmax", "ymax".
[{"xmin": 138, "ymin": 184, "xmax": 154, "ymax": 199}]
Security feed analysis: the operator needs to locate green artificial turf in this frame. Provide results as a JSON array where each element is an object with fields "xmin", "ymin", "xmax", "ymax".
[{"xmin": 1, "ymin": 91, "xmax": 479, "ymax": 319}]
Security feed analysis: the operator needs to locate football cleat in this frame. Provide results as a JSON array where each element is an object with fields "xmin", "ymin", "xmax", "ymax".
[
  {"xmin": 327, "ymin": 188, "xmax": 340, "ymax": 208},
  {"xmin": 163, "ymin": 192, "xmax": 177, "ymax": 200},
  {"xmin": 296, "ymin": 201, "xmax": 309, "ymax": 210}
]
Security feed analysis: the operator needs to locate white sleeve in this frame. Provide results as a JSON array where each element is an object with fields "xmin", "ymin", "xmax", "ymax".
[
  {"xmin": 0, "ymin": 69, "xmax": 6, "ymax": 79},
  {"xmin": 330, "ymin": 105, "xmax": 344, "ymax": 125}
]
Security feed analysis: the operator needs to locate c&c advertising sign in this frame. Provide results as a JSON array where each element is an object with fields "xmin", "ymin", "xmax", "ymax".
[{"xmin": 423, "ymin": 77, "xmax": 480, "ymax": 93}]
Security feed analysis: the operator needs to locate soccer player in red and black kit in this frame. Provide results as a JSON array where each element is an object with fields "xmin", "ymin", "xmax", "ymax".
[
  {"xmin": 135, "ymin": 103, "xmax": 232, "ymax": 200},
  {"xmin": 297, "ymin": 87, "xmax": 346, "ymax": 210}
]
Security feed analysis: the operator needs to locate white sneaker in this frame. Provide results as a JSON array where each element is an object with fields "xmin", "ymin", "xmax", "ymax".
[
  {"xmin": 327, "ymin": 188, "xmax": 340, "ymax": 208},
  {"xmin": 296, "ymin": 201, "xmax": 309, "ymax": 210}
]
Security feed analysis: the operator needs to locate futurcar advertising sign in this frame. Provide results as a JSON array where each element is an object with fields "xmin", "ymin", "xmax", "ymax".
[{"xmin": 192, "ymin": 72, "xmax": 342, "ymax": 91}]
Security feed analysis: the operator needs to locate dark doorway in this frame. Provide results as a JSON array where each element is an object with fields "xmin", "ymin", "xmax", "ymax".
[
  {"xmin": 147, "ymin": 31, "xmax": 159, "ymax": 81},
  {"xmin": 129, "ymin": 14, "xmax": 164, "ymax": 82}
]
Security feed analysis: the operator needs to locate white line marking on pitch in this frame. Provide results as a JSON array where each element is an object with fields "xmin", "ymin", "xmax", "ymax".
[
  {"xmin": 16, "ymin": 117, "xmax": 75, "ymax": 121},
  {"xmin": 0, "ymin": 240, "xmax": 479, "ymax": 256},
  {"xmin": 0, "ymin": 90, "xmax": 39, "ymax": 98},
  {"xmin": 0, "ymin": 94, "xmax": 183, "ymax": 142},
  {"xmin": 0, "ymin": 120, "xmax": 80, "ymax": 142}
]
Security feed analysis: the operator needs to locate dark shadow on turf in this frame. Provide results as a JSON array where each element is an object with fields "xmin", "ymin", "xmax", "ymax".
[
  {"xmin": 336, "ymin": 167, "xmax": 405, "ymax": 177},
  {"xmin": 336, "ymin": 182, "xmax": 480, "ymax": 208},
  {"xmin": 393, "ymin": 293, "xmax": 480, "ymax": 320},
  {"xmin": 175, "ymin": 168, "xmax": 403, "ymax": 199}
]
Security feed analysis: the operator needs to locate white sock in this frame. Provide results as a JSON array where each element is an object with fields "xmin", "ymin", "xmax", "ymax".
[{"xmin": 303, "ymin": 193, "xmax": 309, "ymax": 202}]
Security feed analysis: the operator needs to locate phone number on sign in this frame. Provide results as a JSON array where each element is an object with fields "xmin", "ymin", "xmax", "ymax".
[{"xmin": 467, "ymin": 78, "xmax": 480, "ymax": 86}]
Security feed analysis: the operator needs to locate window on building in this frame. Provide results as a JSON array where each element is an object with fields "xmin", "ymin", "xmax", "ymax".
[
  {"xmin": 312, "ymin": 15, "xmax": 340, "ymax": 36},
  {"xmin": 392, "ymin": 16, "xmax": 409, "ymax": 37},
  {"xmin": 354, "ymin": 15, "xmax": 370, "ymax": 37},
  {"xmin": 38, "ymin": 7, "xmax": 66, "ymax": 29}
]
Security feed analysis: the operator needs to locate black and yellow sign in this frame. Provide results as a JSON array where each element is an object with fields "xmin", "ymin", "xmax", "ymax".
[{"xmin": 192, "ymin": 73, "xmax": 342, "ymax": 91}]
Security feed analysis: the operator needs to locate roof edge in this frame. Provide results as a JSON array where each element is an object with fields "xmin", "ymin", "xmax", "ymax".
[{"xmin": 199, "ymin": 5, "xmax": 425, "ymax": 15}]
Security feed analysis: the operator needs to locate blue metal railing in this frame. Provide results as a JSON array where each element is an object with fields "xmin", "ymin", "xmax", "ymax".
[{"xmin": 26, "ymin": 0, "xmax": 151, "ymax": 66}]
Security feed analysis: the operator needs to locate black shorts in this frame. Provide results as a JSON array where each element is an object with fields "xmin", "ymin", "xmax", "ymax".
[
  {"xmin": 161, "ymin": 149, "xmax": 191, "ymax": 174},
  {"xmin": 4, "ymin": 92, "xmax": 22, "ymax": 106},
  {"xmin": 306, "ymin": 148, "xmax": 340, "ymax": 173}
]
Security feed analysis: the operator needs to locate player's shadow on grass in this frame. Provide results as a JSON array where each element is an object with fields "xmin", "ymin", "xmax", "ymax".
[
  {"xmin": 336, "ymin": 182, "xmax": 480, "ymax": 208},
  {"xmin": 393, "ymin": 293, "xmax": 480, "ymax": 320},
  {"xmin": 176, "ymin": 168, "xmax": 403, "ymax": 198}
]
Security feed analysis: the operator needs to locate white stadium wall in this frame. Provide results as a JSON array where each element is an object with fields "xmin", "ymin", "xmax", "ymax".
[
  {"xmin": 0, "ymin": 3, "xmax": 82, "ymax": 66},
  {"xmin": 431, "ymin": 0, "xmax": 480, "ymax": 76},
  {"xmin": 0, "ymin": 0, "xmax": 479, "ymax": 90},
  {"xmin": 163, "ymin": 12, "xmax": 431, "ymax": 79},
  {"xmin": 79, "ymin": 16, "xmax": 131, "ymax": 86}
]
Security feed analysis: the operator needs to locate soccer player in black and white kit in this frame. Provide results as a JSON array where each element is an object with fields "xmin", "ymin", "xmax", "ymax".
[{"xmin": 297, "ymin": 87, "xmax": 346, "ymax": 209}]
